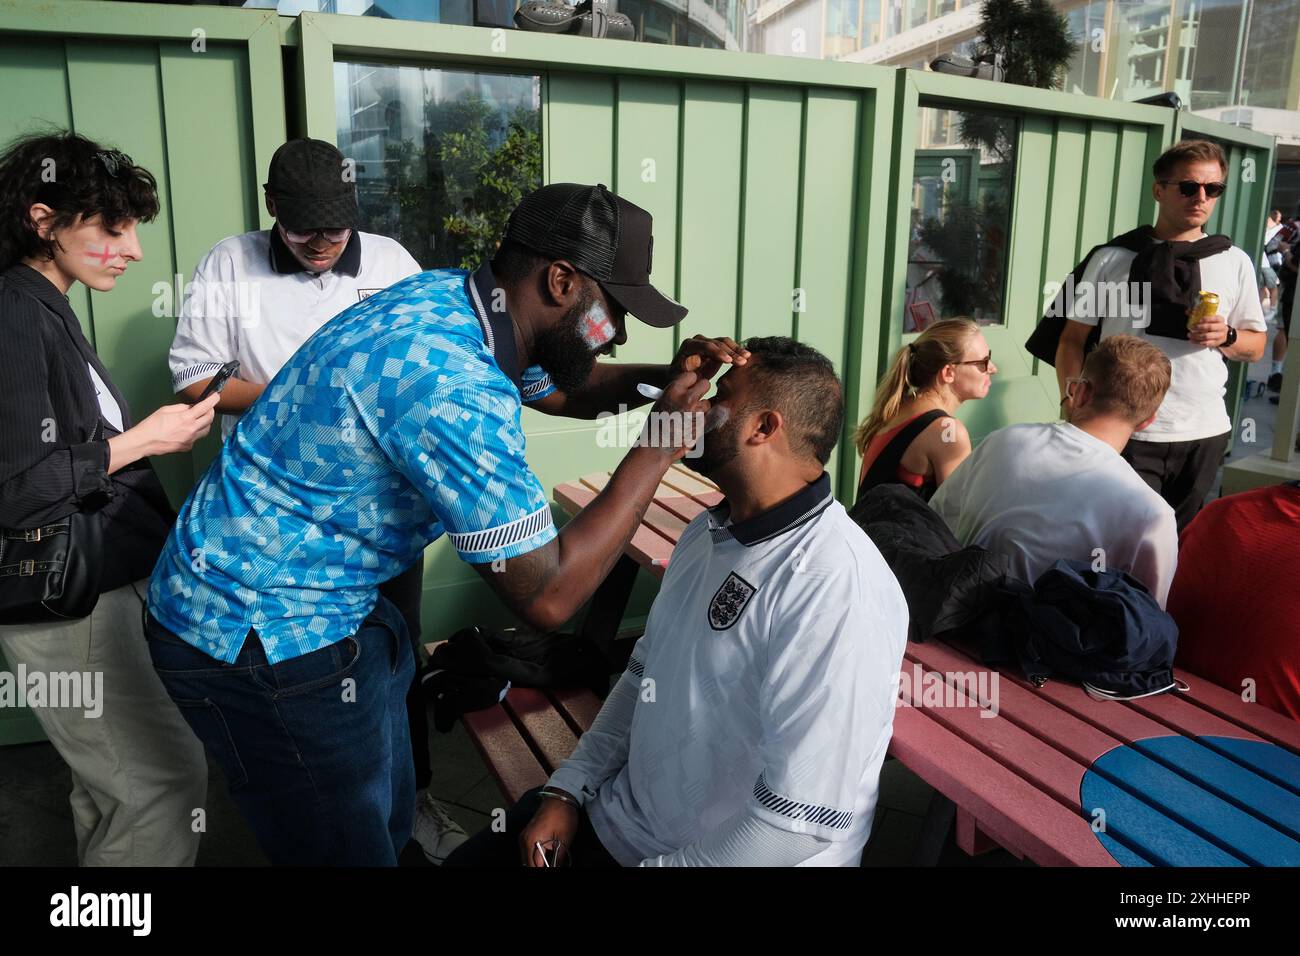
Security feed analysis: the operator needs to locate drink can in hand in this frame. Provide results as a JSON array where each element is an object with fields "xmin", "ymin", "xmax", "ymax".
[{"xmin": 1188, "ymin": 290, "xmax": 1219, "ymax": 329}]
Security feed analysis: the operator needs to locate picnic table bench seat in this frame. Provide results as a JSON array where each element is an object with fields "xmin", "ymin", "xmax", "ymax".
[{"xmin": 421, "ymin": 646, "xmax": 603, "ymax": 806}]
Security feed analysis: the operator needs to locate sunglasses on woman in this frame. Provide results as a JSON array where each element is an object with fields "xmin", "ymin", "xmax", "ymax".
[
  {"xmin": 1158, "ymin": 179, "xmax": 1226, "ymax": 199},
  {"xmin": 280, "ymin": 226, "xmax": 351, "ymax": 244},
  {"xmin": 955, "ymin": 351, "xmax": 993, "ymax": 373}
]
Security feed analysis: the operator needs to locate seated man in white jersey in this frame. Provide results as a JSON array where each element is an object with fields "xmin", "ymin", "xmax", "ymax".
[
  {"xmin": 446, "ymin": 336, "xmax": 909, "ymax": 867},
  {"xmin": 930, "ymin": 335, "xmax": 1179, "ymax": 607}
]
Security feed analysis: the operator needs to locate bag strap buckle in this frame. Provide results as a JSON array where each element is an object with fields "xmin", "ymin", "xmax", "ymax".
[
  {"xmin": 23, "ymin": 528, "xmax": 41, "ymax": 543},
  {"xmin": 18, "ymin": 559, "xmax": 35, "ymax": 576}
]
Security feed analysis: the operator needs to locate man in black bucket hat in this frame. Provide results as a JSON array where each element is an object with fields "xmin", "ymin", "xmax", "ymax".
[{"xmin": 146, "ymin": 180, "xmax": 748, "ymax": 865}]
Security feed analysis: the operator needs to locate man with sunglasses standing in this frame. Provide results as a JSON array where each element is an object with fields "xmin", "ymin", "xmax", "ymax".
[
  {"xmin": 164, "ymin": 138, "xmax": 467, "ymax": 863},
  {"xmin": 1047, "ymin": 140, "xmax": 1266, "ymax": 531}
]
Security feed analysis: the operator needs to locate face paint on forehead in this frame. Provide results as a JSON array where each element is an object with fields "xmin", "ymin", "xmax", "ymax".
[
  {"xmin": 703, "ymin": 403, "xmax": 730, "ymax": 434},
  {"xmin": 578, "ymin": 301, "xmax": 617, "ymax": 349}
]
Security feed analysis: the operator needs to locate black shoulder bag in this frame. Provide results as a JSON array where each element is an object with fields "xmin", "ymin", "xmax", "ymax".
[{"xmin": 0, "ymin": 290, "xmax": 106, "ymax": 624}]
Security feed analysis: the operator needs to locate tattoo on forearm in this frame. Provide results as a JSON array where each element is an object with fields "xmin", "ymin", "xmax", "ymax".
[{"xmin": 479, "ymin": 542, "xmax": 559, "ymax": 609}]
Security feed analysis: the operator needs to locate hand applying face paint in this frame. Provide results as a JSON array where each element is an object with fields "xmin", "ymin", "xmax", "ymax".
[{"xmin": 670, "ymin": 334, "xmax": 750, "ymax": 380}]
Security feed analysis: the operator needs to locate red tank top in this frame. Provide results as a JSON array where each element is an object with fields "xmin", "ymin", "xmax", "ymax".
[{"xmin": 858, "ymin": 413, "xmax": 932, "ymax": 489}]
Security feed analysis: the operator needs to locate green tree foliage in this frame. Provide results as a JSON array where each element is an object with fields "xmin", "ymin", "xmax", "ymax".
[
  {"xmin": 975, "ymin": 0, "xmax": 1076, "ymax": 91},
  {"xmin": 382, "ymin": 96, "xmax": 541, "ymax": 269}
]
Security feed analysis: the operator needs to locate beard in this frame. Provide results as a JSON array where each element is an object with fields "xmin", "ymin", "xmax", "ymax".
[
  {"xmin": 683, "ymin": 404, "xmax": 742, "ymax": 477},
  {"xmin": 532, "ymin": 286, "xmax": 605, "ymax": 395}
]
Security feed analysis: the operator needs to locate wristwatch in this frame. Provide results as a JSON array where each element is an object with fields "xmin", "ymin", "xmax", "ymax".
[{"xmin": 1221, "ymin": 325, "xmax": 1238, "ymax": 350}]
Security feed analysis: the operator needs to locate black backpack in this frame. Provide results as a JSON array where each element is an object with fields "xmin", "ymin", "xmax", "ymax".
[{"xmin": 1005, "ymin": 560, "xmax": 1181, "ymax": 700}]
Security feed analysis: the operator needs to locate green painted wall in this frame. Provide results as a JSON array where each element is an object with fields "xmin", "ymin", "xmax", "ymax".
[{"xmin": 0, "ymin": 2, "xmax": 1278, "ymax": 744}]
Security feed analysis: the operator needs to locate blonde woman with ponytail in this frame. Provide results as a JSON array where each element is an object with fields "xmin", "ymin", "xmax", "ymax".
[{"xmin": 854, "ymin": 318, "xmax": 996, "ymax": 502}]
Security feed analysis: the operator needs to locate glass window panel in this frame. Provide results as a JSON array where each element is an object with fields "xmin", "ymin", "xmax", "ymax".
[
  {"xmin": 1179, "ymin": 0, "xmax": 1245, "ymax": 110},
  {"xmin": 863, "ymin": 0, "xmax": 882, "ymax": 46},
  {"xmin": 907, "ymin": 105, "xmax": 1017, "ymax": 331},
  {"xmin": 334, "ymin": 62, "xmax": 541, "ymax": 269},
  {"xmin": 1064, "ymin": 2, "xmax": 1106, "ymax": 97},
  {"xmin": 1240, "ymin": 0, "xmax": 1300, "ymax": 109},
  {"xmin": 907, "ymin": 0, "xmax": 928, "ymax": 30}
]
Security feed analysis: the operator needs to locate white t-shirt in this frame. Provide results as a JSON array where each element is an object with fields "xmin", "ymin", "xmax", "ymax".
[
  {"xmin": 168, "ymin": 229, "xmax": 421, "ymax": 438},
  {"xmin": 550, "ymin": 475, "xmax": 910, "ymax": 867},
  {"xmin": 930, "ymin": 422, "xmax": 1178, "ymax": 607},
  {"xmin": 1069, "ymin": 242, "xmax": 1266, "ymax": 442},
  {"xmin": 86, "ymin": 362, "xmax": 123, "ymax": 433}
]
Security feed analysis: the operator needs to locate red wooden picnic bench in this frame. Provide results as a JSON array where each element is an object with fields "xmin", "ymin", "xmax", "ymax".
[
  {"xmin": 454, "ymin": 683, "xmax": 603, "ymax": 805},
  {"xmin": 458, "ymin": 465, "xmax": 1300, "ymax": 865}
]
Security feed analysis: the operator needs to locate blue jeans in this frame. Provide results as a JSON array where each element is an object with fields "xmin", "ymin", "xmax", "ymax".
[{"xmin": 145, "ymin": 596, "xmax": 415, "ymax": 866}]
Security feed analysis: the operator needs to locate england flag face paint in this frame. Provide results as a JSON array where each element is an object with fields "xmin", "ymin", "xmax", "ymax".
[
  {"xmin": 84, "ymin": 243, "xmax": 117, "ymax": 266},
  {"xmin": 703, "ymin": 403, "xmax": 730, "ymax": 433},
  {"xmin": 579, "ymin": 301, "xmax": 617, "ymax": 350}
]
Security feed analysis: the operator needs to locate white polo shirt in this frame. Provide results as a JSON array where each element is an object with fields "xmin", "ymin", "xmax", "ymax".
[
  {"xmin": 930, "ymin": 422, "xmax": 1178, "ymax": 606},
  {"xmin": 550, "ymin": 473, "xmax": 909, "ymax": 867},
  {"xmin": 1071, "ymin": 242, "xmax": 1265, "ymax": 442},
  {"xmin": 168, "ymin": 228, "xmax": 421, "ymax": 438}
]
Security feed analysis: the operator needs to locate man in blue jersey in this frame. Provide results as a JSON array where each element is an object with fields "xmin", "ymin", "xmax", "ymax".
[{"xmin": 144, "ymin": 183, "xmax": 743, "ymax": 865}]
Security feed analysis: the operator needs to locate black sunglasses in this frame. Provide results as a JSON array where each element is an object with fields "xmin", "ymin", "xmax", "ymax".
[
  {"xmin": 1158, "ymin": 179, "xmax": 1226, "ymax": 199},
  {"xmin": 955, "ymin": 351, "xmax": 993, "ymax": 373}
]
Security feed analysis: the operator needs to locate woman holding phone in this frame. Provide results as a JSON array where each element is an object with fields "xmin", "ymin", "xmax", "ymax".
[{"xmin": 0, "ymin": 131, "xmax": 218, "ymax": 865}]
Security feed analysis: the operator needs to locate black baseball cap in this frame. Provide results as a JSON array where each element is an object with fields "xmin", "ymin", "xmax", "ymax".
[
  {"xmin": 503, "ymin": 183, "xmax": 687, "ymax": 328},
  {"xmin": 263, "ymin": 138, "xmax": 359, "ymax": 232}
]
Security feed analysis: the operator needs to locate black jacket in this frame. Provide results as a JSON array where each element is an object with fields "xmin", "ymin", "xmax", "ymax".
[
  {"xmin": 849, "ymin": 483, "xmax": 1021, "ymax": 642},
  {"xmin": 1026, "ymin": 225, "xmax": 1233, "ymax": 366},
  {"xmin": 0, "ymin": 264, "xmax": 174, "ymax": 593}
]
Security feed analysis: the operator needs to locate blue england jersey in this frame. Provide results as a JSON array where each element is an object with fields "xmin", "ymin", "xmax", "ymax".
[{"xmin": 148, "ymin": 265, "xmax": 558, "ymax": 664}]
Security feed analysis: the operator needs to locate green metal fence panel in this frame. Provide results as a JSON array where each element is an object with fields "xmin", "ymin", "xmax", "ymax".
[
  {"xmin": 1079, "ymin": 123, "xmax": 1120, "ymax": 253},
  {"xmin": 1112, "ymin": 126, "xmax": 1150, "ymax": 235},
  {"xmin": 607, "ymin": 74, "xmax": 676, "ymax": 363},
  {"xmin": 66, "ymin": 39, "xmax": 187, "ymax": 499},
  {"xmin": 794, "ymin": 88, "xmax": 861, "ymax": 489},
  {"xmin": 677, "ymin": 80, "xmax": 744, "ymax": 351},
  {"xmin": 737, "ymin": 86, "xmax": 802, "ymax": 344}
]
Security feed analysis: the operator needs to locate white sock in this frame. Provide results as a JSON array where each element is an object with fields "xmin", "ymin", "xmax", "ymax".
[{"xmin": 1274, "ymin": 361, "xmax": 1285, "ymax": 375}]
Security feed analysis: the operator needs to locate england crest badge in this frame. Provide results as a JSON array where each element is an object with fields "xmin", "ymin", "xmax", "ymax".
[{"xmin": 708, "ymin": 571, "xmax": 758, "ymax": 631}]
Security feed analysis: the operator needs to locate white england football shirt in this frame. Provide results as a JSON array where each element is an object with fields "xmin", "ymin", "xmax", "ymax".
[
  {"xmin": 168, "ymin": 229, "xmax": 421, "ymax": 438},
  {"xmin": 550, "ymin": 474, "xmax": 910, "ymax": 867},
  {"xmin": 1069, "ymin": 242, "xmax": 1265, "ymax": 442}
]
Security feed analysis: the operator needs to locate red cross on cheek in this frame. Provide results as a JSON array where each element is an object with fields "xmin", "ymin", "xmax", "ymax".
[
  {"xmin": 580, "ymin": 311, "xmax": 615, "ymax": 348},
  {"xmin": 85, "ymin": 245, "xmax": 115, "ymax": 265}
]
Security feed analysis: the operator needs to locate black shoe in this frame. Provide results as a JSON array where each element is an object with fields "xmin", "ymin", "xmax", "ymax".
[
  {"xmin": 1270, "ymin": 396, "xmax": 1280, "ymax": 405},
  {"xmin": 1268, "ymin": 372, "xmax": 1284, "ymax": 392}
]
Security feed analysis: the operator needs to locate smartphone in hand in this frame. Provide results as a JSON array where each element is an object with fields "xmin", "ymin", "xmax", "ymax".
[{"xmin": 197, "ymin": 361, "xmax": 240, "ymax": 401}]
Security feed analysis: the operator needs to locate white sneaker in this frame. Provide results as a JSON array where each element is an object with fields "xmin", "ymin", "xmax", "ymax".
[{"xmin": 411, "ymin": 791, "xmax": 469, "ymax": 865}]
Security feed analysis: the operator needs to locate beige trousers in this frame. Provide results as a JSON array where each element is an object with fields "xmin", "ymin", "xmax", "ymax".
[{"xmin": 0, "ymin": 581, "xmax": 207, "ymax": 865}]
